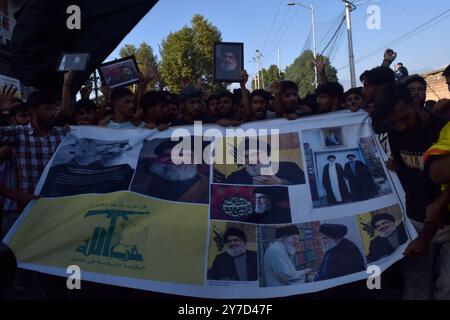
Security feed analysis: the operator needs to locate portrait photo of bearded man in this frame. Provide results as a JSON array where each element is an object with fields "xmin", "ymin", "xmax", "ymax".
[
  {"xmin": 247, "ymin": 187, "xmax": 291, "ymax": 224},
  {"xmin": 367, "ymin": 213, "xmax": 408, "ymax": 263},
  {"xmin": 208, "ymin": 227, "xmax": 258, "ymax": 282},
  {"xmin": 220, "ymin": 138, "xmax": 305, "ymax": 186},
  {"xmin": 130, "ymin": 138, "xmax": 210, "ymax": 204},
  {"xmin": 214, "ymin": 43, "xmax": 243, "ymax": 82}
]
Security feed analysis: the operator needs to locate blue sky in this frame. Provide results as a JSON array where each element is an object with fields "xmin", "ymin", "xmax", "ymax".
[{"xmin": 108, "ymin": 0, "xmax": 450, "ymax": 89}]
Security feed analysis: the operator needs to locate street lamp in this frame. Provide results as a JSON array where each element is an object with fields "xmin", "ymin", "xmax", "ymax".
[{"xmin": 287, "ymin": 2, "xmax": 318, "ymax": 88}]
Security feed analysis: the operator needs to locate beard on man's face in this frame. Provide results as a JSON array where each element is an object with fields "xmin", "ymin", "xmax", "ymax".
[
  {"xmin": 220, "ymin": 60, "xmax": 237, "ymax": 72},
  {"xmin": 377, "ymin": 223, "xmax": 396, "ymax": 238},
  {"xmin": 226, "ymin": 242, "xmax": 246, "ymax": 257},
  {"xmin": 255, "ymin": 201, "xmax": 272, "ymax": 214},
  {"xmin": 285, "ymin": 240, "xmax": 297, "ymax": 256},
  {"xmin": 149, "ymin": 161, "xmax": 198, "ymax": 181}
]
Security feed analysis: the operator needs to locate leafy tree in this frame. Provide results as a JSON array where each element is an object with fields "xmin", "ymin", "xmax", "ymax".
[
  {"xmin": 284, "ymin": 50, "xmax": 338, "ymax": 96},
  {"xmin": 119, "ymin": 42, "xmax": 159, "ymax": 90},
  {"xmin": 252, "ymin": 64, "xmax": 284, "ymax": 90},
  {"xmin": 160, "ymin": 15, "xmax": 225, "ymax": 93}
]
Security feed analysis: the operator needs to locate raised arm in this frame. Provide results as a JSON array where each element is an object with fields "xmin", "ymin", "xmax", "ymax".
[
  {"xmin": 135, "ymin": 61, "xmax": 158, "ymax": 111},
  {"xmin": 61, "ymin": 71, "xmax": 75, "ymax": 120},
  {"xmin": 239, "ymin": 70, "xmax": 252, "ymax": 122},
  {"xmin": 381, "ymin": 48, "xmax": 397, "ymax": 68},
  {"xmin": 315, "ymin": 56, "xmax": 328, "ymax": 85}
]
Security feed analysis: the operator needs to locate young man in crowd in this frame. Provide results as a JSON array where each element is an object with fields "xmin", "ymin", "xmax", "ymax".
[
  {"xmin": 73, "ymin": 99, "xmax": 98, "ymax": 126},
  {"xmin": 139, "ymin": 90, "xmax": 172, "ymax": 131},
  {"xmin": 405, "ymin": 75, "xmax": 427, "ymax": 110},
  {"xmin": 361, "ymin": 66, "xmax": 396, "ymax": 113},
  {"xmin": 205, "ymin": 94, "xmax": 220, "ymax": 119},
  {"xmin": 215, "ymin": 91, "xmax": 242, "ymax": 126},
  {"xmin": 344, "ymin": 88, "xmax": 365, "ymax": 112},
  {"xmin": 9, "ymin": 99, "xmax": 31, "ymax": 126},
  {"xmin": 174, "ymin": 86, "xmax": 215, "ymax": 125},
  {"xmin": 0, "ymin": 91, "xmax": 65, "ymax": 207},
  {"xmin": 315, "ymin": 82, "xmax": 344, "ymax": 114},
  {"xmin": 242, "ymin": 89, "xmax": 271, "ymax": 122},
  {"xmin": 106, "ymin": 87, "xmax": 143, "ymax": 129},
  {"xmin": 274, "ymin": 80, "xmax": 301, "ymax": 120},
  {"xmin": 373, "ymin": 83, "xmax": 450, "ymax": 299},
  {"xmin": 214, "ymin": 70, "xmax": 248, "ymax": 126},
  {"xmin": 405, "ymin": 120, "xmax": 450, "ymax": 259}
]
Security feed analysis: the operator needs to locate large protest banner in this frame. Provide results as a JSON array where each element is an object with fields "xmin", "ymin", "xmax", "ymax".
[{"xmin": 3, "ymin": 111, "xmax": 416, "ymax": 298}]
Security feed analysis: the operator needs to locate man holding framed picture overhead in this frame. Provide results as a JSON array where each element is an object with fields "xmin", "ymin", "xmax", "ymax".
[{"xmin": 214, "ymin": 42, "xmax": 243, "ymax": 83}]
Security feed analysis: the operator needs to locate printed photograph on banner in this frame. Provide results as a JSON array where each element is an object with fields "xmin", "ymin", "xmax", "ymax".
[
  {"xmin": 302, "ymin": 124, "xmax": 392, "ymax": 209},
  {"xmin": 40, "ymin": 134, "xmax": 140, "ymax": 197},
  {"xmin": 323, "ymin": 127, "xmax": 345, "ymax": 147},
  {"xmin": 210, "ymin": 184, "xmax": 291, "ymax": 224},
  {"xmin": 213, "ymin": 133, "xmax": 305, "ymax": 186},
  {"xmin": 130, "ymin": 137, "xmax": 211, "ymax": 204},
  {"xmin": 207, "ymin": 221, "xmax": 258, "ymax": 284},
  {"xmin": 357, "ymin": 205, "xmax": 409, "ymax": 264},
  {"xmin": 258, "ymin": 216, "xmax": 367, "ymax": 287}
]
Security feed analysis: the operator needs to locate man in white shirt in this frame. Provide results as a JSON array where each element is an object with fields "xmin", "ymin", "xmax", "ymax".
[{"xmin": 106, "ymin": 87, "xmax": 143, "ymax": 129}]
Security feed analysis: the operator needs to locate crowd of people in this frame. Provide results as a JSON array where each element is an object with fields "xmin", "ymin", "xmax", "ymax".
[{"xmin": 0, "ymin": 47, "xmax": 450, "ymax": 299}]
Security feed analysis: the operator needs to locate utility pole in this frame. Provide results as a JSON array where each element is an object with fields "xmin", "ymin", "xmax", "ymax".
[
  {"xmin": 254, "ymin": 49, "xmax": 263, "ymax": 89},
  {"xmin": 344, "ymin": 0, "xmax": 357, "ymax": 88},
  {"xmin": 93, "ymin": 70, "xmax": 99, "ymax": 104},
  {"xmin": 287, "ymin": 3, "xmax": 318, "ymax": 88},
  {"xmin": 277, "ymin": 48, "xmax": 281, "ymax": 79}
]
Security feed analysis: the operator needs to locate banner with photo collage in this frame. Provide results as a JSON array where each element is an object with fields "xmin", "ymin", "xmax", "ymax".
[{"xmin": 2, "ymin": 111, "xmax": 417, "ymax": 298}]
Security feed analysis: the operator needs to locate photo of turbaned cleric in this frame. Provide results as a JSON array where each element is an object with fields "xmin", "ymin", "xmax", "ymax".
[
  {"xmin": 214, "ymin": 42, "xmax": 243, "ymax": 82},
  {"xmin": 130, "ymin": 137, "xmax": 211, "ymax": 204}
]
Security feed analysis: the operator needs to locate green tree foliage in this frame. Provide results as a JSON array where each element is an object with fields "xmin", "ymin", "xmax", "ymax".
[
  {"xmin": 160, "ymin": 15, "xmax": 225, "ymax": 93},
  {"xmin": 252, "ymin": 64, "xmax": 284, "ymax": 90},
  {"xmin": 284, "ymin": 50, "xmax": 338, "ymax": 96},
  {"xmin": 119, "ymin": 42, "xmax": 159, "ymax": 90}
]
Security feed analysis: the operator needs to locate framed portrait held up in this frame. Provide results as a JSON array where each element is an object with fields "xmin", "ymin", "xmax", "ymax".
[
  {"xmin": 98, "ymin": 56, "xmax": 141, "ymax": 88},
  {"xmin": 213, "ymin": 42, "xmax": 244, "ymax": 83},
  {"xmin": 57, "ymin": 53, "xmax": 91, "ymax": 72}
]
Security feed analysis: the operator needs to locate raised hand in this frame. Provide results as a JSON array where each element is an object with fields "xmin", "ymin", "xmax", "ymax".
[
  {"xmin": 80, "ymin": 86, "xmax": 93, "ymax": 99},
  {"xmin": 383, "ymin": 49, "xmax": 397, "ymax": 63},
  {"xmin": 1, "ymin": 84, "xmax": 17, "ymax": 98},
  {"xmin": 240, "ymin": 70, "xmax": 249, "ymax": 85},
  {"xmin": 0, "ymin": 84, "xmax": 17, "ymax": 111},
  {"xmin": 314, "ymin": 56, "xmax": 326, "ymax": 74}
]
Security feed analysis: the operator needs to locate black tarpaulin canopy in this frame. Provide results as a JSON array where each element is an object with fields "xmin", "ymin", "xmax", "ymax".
[{"xmin": 11, "ymin": 0, "xmax": 158, "ymax": 97}]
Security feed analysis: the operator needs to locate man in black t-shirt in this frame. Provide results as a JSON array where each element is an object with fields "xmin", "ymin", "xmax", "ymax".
[{"xmin": 373, "ymin": 83, "xmax": 450, "ymax": 300}]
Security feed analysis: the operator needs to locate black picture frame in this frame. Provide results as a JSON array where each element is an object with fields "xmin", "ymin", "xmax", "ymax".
[
  {"xmin": 98, "ymin": 56, "xmax": 141, "ymax": 88},
  {"xmin": 57, "ymin": 53, "xmax": 91, "ymax": 72},
  {"xmin": 213, "ymin": 42, "xmax": 244, "ymax": 83}
]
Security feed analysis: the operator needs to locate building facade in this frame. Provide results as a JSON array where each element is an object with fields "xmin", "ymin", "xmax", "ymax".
[{"xmin": 422, "ymin": 68, "xmax": 450, "ymax": 101}]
